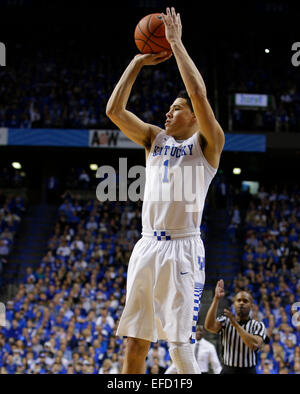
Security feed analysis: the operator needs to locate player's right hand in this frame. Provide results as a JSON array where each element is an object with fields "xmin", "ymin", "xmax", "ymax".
[{"xmin": 215, "ymin": 279, "xmax": 225, "ymax": 299}]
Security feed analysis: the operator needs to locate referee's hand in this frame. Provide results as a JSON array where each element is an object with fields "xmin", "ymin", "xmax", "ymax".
[
  {"xmin": 215, "ymin": 279, "xmax": 225, "ymax": 300},
  {"xmin": 223, "ymin": 308, "xmax": 238, "ymax": 328}
]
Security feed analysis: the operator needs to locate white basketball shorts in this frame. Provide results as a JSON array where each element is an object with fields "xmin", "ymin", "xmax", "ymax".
[{"xmin": 116, "ymin": 232, "xmax": 205, "ymax": 343}]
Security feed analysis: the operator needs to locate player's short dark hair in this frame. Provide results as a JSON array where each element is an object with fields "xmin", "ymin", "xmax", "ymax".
[{"xmin": 176, "ymin": 90, "xmax": 193, "ymax": 112}]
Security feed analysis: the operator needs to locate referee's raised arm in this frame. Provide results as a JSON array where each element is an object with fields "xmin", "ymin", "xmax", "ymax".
[
  {"xmin": 204, "ymin": 280, "xmax": 224, "ymax": 334},
  {"xmin": 205, "ymin": 282, "xmax": 268, "ymax": 374}
]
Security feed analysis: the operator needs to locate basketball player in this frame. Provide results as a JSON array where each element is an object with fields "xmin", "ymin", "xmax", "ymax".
[{"xmin": 106, "ymin": 7, "xmax": 224, "ymax": 374}]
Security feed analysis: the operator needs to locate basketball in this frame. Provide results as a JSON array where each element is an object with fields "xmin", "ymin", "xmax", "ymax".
[{"xmin": 134, "ymin": 13, "xmax": 171, "ymax": 54}]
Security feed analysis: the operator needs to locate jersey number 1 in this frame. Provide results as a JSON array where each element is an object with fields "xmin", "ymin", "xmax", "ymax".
[{"xmin": 162, "ymin": 160, "xmax": 169, "ymax": 183}]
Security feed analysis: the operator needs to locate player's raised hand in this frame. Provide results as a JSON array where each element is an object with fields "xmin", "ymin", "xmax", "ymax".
[
  {"xmin": 161, "ymin": 7, "xmax": 182, "ymax": 45},
  {"xmin": 215, "ymin": 279, "xmax": 225, "ymax": 300},
  {"xmin": 134, "ymin": 51, "xmax": 172, "ymax": 66}
]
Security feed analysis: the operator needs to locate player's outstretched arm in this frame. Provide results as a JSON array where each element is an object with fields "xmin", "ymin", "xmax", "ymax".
[
  {"xmin": 106, "ymin": 52, "xmax": 171, "ymax": 149},
  {"xmin": 161, "ymin": 7, "xmax": 225, "ymax": 168}
]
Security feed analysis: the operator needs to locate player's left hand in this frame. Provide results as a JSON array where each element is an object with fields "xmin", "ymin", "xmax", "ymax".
[
  {"xmin": 224, "ymin": 308, "xmax": 238, "ymax": 328},
  {"xmin": 161, "ymin": 7, "xmax": 182, "ymax": 45},
  {"xmin": 134, "ymin": 52, "xmax": 172, "ymax": 66}
]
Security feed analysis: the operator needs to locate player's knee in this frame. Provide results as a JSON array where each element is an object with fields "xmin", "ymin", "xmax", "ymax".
[{"xmin": 125, "ymin": 337, "xmax": 150, "ymax": 359}]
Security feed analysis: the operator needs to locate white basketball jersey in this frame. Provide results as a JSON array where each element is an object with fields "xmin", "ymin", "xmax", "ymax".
[{"xmin": 142, "ymin": 130, "xmax": 217, "ymax": 235}]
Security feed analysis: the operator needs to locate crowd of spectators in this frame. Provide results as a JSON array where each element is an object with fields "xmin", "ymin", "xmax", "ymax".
[
  {"xmin": 0, "ymin": 178, "xmax": 299, "ymax": 373},
  {"xmin": 0, "ymin": 39, "xmax": 187, "ymax": 131},
  {"xmin": 0, "ymin": 192, "xmax": 25, "ymax": 287},
  {"xmin": 225, "ymin": 42, "xmax": 300, "ymax": 132},
  {"xmin": 231, "ymin": 93, "xmax": 300, "ymax": 133},
  {"xmin": 1, "ymin": 30, "xmax": 300, "ymax": 133},
  {"xmin": 0, "ymin": 194, "xmax": 174, "ymax": 374},
  {"xmin": 0, "ymin": 167, "xmax": 27, "ymax": 189},
  {"xmin": 227, "ymin": 183, "xmax": 300, "ymax": 373}
]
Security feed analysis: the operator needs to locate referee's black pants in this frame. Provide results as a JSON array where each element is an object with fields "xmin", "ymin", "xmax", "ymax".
[{"xmin": 221, "ymin": 366, "xmax": 257, "ymax": 374}]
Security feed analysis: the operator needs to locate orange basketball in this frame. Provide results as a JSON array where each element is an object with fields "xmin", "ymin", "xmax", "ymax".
[{"xmin": 134, "ymin": 13, "xmax": 171, "ymax": 54}]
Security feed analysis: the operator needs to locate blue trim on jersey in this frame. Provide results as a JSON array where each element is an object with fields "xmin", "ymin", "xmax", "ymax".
[
  {"xmin": 153, "ymin": 231, "xmax": 172, "ymax": 241},
  {"xmin": 191, "ymin": 282, "xmax": 204, "ymax": 343}
]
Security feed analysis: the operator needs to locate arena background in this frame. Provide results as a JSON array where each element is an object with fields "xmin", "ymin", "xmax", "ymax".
[{"xmin": 0, "ymin": 0, "xmax": 299, "ymax": 375}]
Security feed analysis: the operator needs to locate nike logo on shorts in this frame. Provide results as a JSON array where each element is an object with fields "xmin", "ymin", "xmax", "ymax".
[{"xmin": 180, "ymin": 272, "xmax": 189, "ymax": 275}]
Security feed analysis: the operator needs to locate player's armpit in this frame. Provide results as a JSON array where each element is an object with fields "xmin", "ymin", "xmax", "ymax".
[
  {"xmin": 199, "ymin": 129, "xmax": 224, "ymax": 169},
  {"xmin": 201, "ymin": 138, "xmax": 224, "ymax": 170}
]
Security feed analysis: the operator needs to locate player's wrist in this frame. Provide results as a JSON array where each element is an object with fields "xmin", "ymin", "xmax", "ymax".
[
  {"xmin": 169, "ymin": 38, "xmax": 183, "ymax": 48},
  {"xmin": 133, "ymin": 53, "xmax": 147, "ymax": 64}
]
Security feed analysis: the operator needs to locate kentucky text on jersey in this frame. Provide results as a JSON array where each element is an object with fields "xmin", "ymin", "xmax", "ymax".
[{"xmin": 152, "ymin": 144, "xmax": 194, "ymax": 157}]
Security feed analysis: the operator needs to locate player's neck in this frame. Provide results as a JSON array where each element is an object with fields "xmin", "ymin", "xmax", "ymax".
[{"xmin": 168, "ymin": 128, "xmax": 197, "ymax": 141}]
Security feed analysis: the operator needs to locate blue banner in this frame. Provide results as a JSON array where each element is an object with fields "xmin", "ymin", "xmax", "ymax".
[
  {"xmin": 224, "ymin": 133, "xmax": 266, "ymax": 152},
  {"xmin": 7, "ymin": 128, "xmax": 89, "ymax": 147},
  {"xmin": 2, "ymin": 128, "xmax": 266, "ymax": 152}
]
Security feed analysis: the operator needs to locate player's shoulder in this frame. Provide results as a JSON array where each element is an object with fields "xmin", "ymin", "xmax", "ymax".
[
  {"xmin": 149, "ymin": 127, "xmax": 165, "ymax": 146},
  {"xmin": 145, "ymin": 127, "xmax": 165, "ymax": 157}
]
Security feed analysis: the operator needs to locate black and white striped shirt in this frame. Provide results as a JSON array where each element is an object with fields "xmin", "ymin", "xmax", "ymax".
[{"xmin": 216, "ymin": 316, "xmax": 267, "ymax": 368}]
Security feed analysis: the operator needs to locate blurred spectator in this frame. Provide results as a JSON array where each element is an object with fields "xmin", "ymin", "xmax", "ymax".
[
  {"xmin": 46, "ymin": 176, "xmax": 60, "ymax": 204},
  {"xmin": 98, "ymin": 358, "xmax": 119, "ymax": 374}
]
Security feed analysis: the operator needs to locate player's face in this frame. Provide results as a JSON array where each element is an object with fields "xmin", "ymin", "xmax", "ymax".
[
  {"xmin": 233, "ymin": 292, "xmax": 252, "ymax": 320},
  {"xmin": 165, "ymin": 98, "xmax": 196, "ymax": 137}
]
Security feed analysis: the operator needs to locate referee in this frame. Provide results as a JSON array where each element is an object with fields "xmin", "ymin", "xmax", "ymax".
[{"xmin": 204, "ymin": 279, "xmax": 267, "ymax": 374}]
